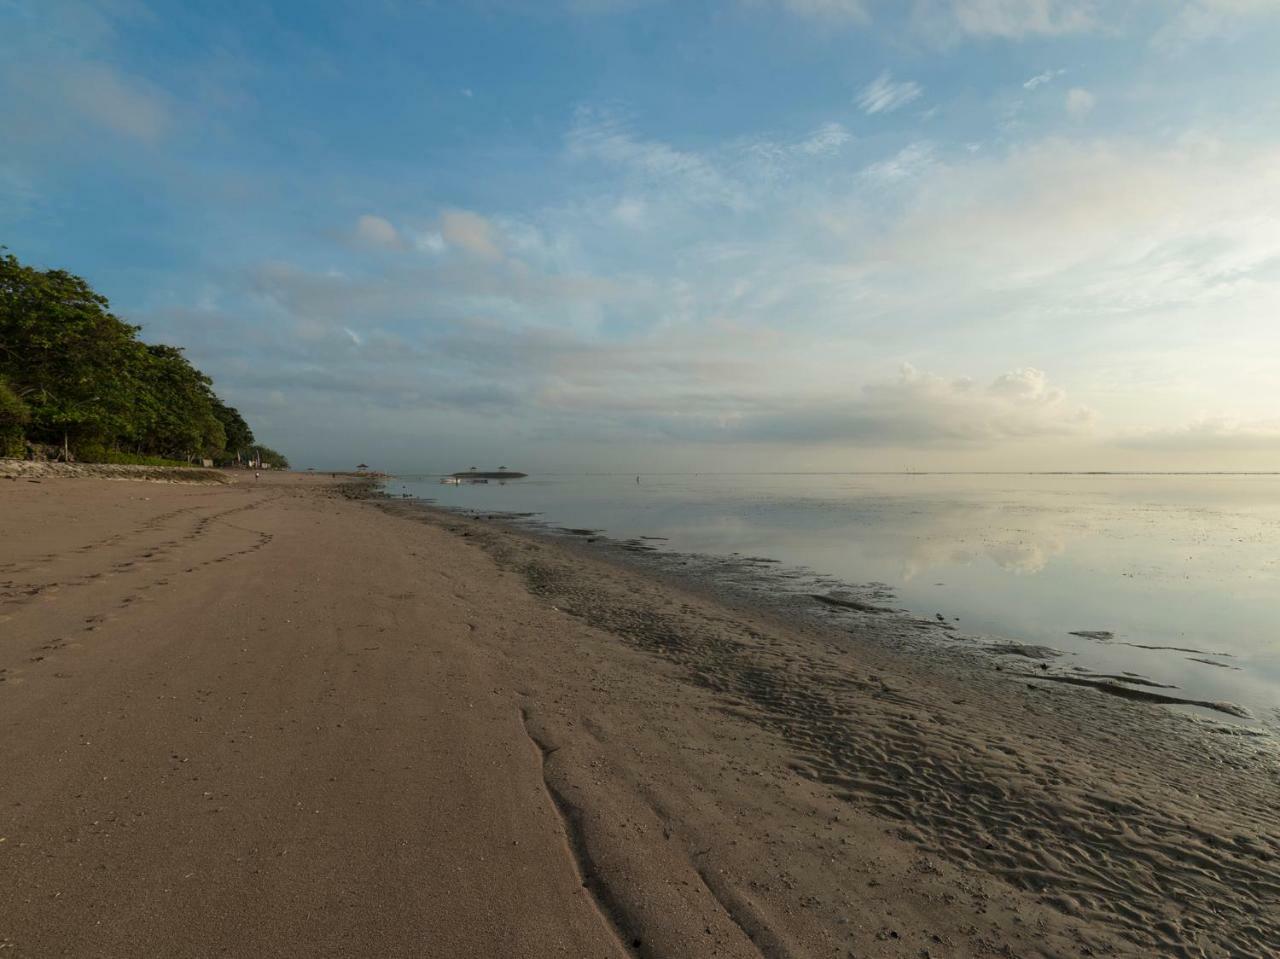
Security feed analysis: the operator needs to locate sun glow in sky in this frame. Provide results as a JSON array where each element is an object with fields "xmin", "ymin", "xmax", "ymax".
[{"xmin": 3, "ymin": 0, "xmax": 1280, "ymax": 472}]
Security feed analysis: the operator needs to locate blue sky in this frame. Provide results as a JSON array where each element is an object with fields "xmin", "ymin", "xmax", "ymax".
[{"xmin": 3, "ymin": 0, "xmax": 1280, "ymax": 471}]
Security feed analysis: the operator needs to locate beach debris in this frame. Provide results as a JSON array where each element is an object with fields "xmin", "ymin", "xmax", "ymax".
[
  {"xmin": 1119, "ymin": 640, "xmax": 1225, "ymax": 656},
  {"xmin": 1029, "ymin": 674, "xmax": 1250, "ymax": 719},
  {"xmin": 1072, "ymin": 673, "xmax": 1178, "ymax": 689},
  {"xmin": 810, "ymin": 593, "xmax": 894, "ymax": 614},
  {"xmin": 1186, "ymin": 657, "xmax": 1241, "ymax": 670},
  {"xmin": 1068, "ymin": 632, "xmax": 1233, "ymax": 658},
  {"xmin": 989, "ymin": 643, "xmax": 1062, "ymax": 660}
]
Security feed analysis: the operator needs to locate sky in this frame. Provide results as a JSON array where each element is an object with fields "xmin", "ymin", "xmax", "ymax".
[{"xmin": 2, "ymin": 0, "xmax": 1280, "ymax": 473}]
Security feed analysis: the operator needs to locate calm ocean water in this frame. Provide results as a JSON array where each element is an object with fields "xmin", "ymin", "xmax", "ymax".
[{"xmin": 393, "ymin": 473, "xmax": 1280, "ymax": 726}]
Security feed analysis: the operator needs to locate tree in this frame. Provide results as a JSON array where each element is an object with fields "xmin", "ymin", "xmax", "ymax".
[
  {"xmin": 0, "ymin": 248, "xmax": 287, "ymax": 466},
  {"xmin": 138, "ymin": 345, "xmax": 225, "ymax": 461},
  {"xmin": 256, "ymin": 446, "xmax": 290, "ymax": 469},
  {"xmin": 212, "ymin": 398, "xmax": 254, "ymax": 462},
  {"xmin": 0, "ymin": 376, "xmax": 29, "ymax": 457},
  {"xmin": 0, "ymin": 252, "xmax": 145, "ymax": 455}
]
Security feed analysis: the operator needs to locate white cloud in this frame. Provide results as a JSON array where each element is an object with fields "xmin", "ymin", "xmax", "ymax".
[
  {"xmin": 720, "ymin": 364, "xmax": 1095, "ymax": 446},
  {"xmin": 935, "ymin": 0, "xmax": 1099, "ymax": 38},
  {"xmin": 1155, "ymin": 0, "xmax": 1280, "ymax": 49},
  {"xmin": 750, "ymin": 0, "xmax": 1099, "ymax": 36},
  {"xmin": 612, "ymin": 196, "xmax": 647, "ymax": 227},
  {"xmin": 565, "ymin": 110, "xmax": 856, "ymax": 229},
  {"xmin": 1117, "ymin": 416, "xmax": 1280, "ymax": 452},
  {"xmin": 353, "ymin": 214, "xmax": 404, "ymax": 250},
  {"xmin": 164, "ymin": 88, "xmax": 1280, "ymax": 467},
  {"xmin": 795, "ymin": 121, "xmax": 854, "ymax": 155},
  {"xmin": 1023, "ymin": 68, "xmax": 1066, "ymax": 89},
  {"xmin": 857, "ymin": 72, "xmax": 923, "ymax": 114},
  {"xmin": 413, "ymin": 231, "xmax": 447, "ymax": 254},
  {"xmin": 872, "ymin": 135, "xmax": 1280, "ymax": 309},
  {"xmin": 567, "ymin": 108, "xmax": 748, "ymax": 210},
  {"xmin": 586, "ymin": 0, "xmax": 1274, "ymax": 53},
  {"xmin": 1065, "ymin": 87, "xmax": 1096, "ymax": 118},
  {"xmin": 294, "ymin": 127, "xmax": 1280, "ymax": 461},
  {"xmin": 860, "ymin": 142, "xmax": 936, "ymax": 183},
  {"xmin": 739, "ymin": 121, "xmax": 854, "ymax": 185},
  {"xmin": 440, "ymin": 209, "xmax": 504, "ymax": 260}
]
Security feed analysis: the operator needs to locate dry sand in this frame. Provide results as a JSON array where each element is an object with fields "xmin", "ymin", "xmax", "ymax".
[{"xmin": 1, "ymin": 469, "xmax": 1275, "ymax": 958}]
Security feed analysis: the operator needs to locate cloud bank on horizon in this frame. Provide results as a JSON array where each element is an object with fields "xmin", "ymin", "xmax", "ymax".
[{"xmin": 2, "ymin": 0, "xmax": 1278, "ymax": 471}]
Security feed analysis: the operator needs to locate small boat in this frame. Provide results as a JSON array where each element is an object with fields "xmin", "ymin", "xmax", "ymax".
[{"xmin": 449, "ymin": 468, "xmax": 527, "ymax": 480}]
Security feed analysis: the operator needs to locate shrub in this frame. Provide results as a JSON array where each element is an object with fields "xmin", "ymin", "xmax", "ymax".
[
  {"xmin": 0, "ymin": 377, "xmax": 29, "ymax": 458},
  {"xmin": 83, "ymin": 448, "xmax": 191, "ymax": 467}
]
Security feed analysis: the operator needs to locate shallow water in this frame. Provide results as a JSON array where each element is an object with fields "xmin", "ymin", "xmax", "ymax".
[{"xmin": 393, "ymin": 473, "xmax": 1280, "ymax": 725}]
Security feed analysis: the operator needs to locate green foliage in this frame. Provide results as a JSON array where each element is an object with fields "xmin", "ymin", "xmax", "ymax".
[
  {"xmin": 256, "ymin": 446, "xmax": 290, "ymax": 469},
  {"xmin": 211, "ymin": 397, "xmax": 254, "ymax": 459},
  {"xmin": 78, "ymin": 446, "xmax": 191, "ymax": 467},
  {"xmin": 0, "ymin": 376, "xmax": 29, "ymax": 457},
  {"xmin": 137, "ymin": 344, "xmax": 226, "ymax": 460},
  {"xmin": 0, "ymin": 250, "xmax": 283, "ymax": 465}
]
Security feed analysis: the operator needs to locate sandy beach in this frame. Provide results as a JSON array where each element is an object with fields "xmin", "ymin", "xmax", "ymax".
[{"xmin": 1, "ymin": 469, "xmax": 1276, "ymax": 958}]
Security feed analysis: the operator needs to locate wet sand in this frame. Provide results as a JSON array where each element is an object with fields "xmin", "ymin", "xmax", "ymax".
[{"xmin": 1, "ymin": 469, "xmax": 1276, "ymax": 957}]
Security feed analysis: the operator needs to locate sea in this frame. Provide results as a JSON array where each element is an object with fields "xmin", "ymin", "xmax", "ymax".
[{"xmin": 389, "ymin": 472, "xmax": 1280, "ymax": 729}]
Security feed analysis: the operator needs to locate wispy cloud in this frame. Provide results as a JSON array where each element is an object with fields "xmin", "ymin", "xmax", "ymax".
[
  {"xmin": 872, "ymin": 135, "xmax": 1280, "ymax": 309},
  {"xmin": 742, "ymin": 121, "xmax": 854, "ymax": 181},
  {"xmin": 60, "ymin": 62, "xmax": 170, "ymax": 141},
  {"xmin": 794, "ymin": 121, "xmax": 854, "ymax": 155},
  {"xmin": 567, "ymin": 108, "xmax": 748, "ymax": 210},
  {"xmin": 2, "ymin": 58, "xmax": 171, "ymax": 145},
  {"xmin": 921, "ymin": 0, "xmax": 1100, "ymax": 39},
  {"xmin": 1065, "ymin": 87, "xmax": 1096, "ymax": 118},
  {"xmin": 1023, "ymin": 67, "xmax": 1066, "ymax": 89},
  {"xmin": 247, "ymin": 124, "xmax": 1280, "ymax": 459},
  {"xmin": 860, "ymin": 142, "xmax": 936, "ymax": 183},
  {"xmin": 748, "ymin": 0, "xmax": 1099, "ymax": 38},
  {"xmin": 761, "ymin": 0, "xmax": 871, "ymax": 20},
  {"xmin": 10, "ymin": 0, "xmax": 1280, "ymax": 469},
  {"xmin": 1154, "ymin": 0, "xmax": 1280, "ymax": 50},
  {"xmin": 857, "ymin": 72, "xmax": 923, "ymax": 114}
]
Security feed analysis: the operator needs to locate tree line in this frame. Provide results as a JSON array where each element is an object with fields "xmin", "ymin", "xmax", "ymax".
[{"xmin": 0, "ymin": 249, "xmax": 287, "ymax": 468}]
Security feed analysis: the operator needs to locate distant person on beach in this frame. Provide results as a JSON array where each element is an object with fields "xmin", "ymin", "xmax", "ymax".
[{"xmin": 255, "ymin": 471, "xmax": 260, "ymax": 480}]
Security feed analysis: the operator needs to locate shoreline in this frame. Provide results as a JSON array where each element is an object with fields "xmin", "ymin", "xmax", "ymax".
[
  {"xmin": 376, "ymin": 492, "xmax": 1279, "ymax": 957},
  {"xmin": 3, "ymin": 472, "xmax": 1276, "ymax": 957},
  {"xmin": 399, "ymin": 491, "xmax": 1274, "ymax": 731}
]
